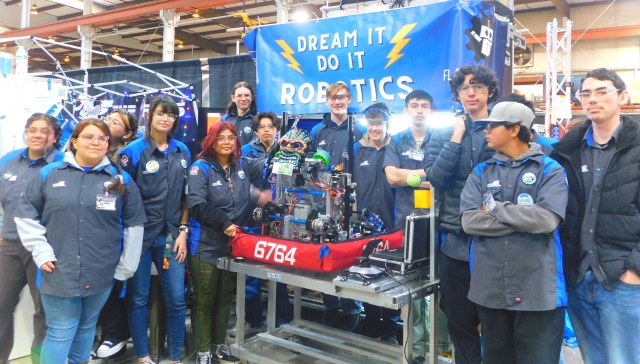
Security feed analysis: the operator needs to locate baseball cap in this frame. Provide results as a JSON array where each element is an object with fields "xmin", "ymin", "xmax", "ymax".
[{"xmin": 477, "ymin": 101, "xmax": 536, "ymax": 128}]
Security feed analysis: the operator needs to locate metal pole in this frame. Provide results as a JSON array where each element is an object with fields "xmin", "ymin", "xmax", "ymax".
[
  {"xmin": 160, "ymin": 9, "xmax": 179, "ymax": 62},
  {"xmin": 20, "ymin": 0, "xmax": 30, "ymax": 29}
]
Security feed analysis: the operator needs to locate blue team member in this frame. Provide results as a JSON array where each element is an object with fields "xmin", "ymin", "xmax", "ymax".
[
  {"xmin": 551, "ymin": 68, "xmax": 640, "ymax": 364},
  {"xmin": 221, "ymin": 82, "xmax": 257, "ymax": 147},
  {"xmin": 310, "ymin": 82, "xmax": 366, "ymax": 165},
  {"xmin": 238, "ymin": 111, "xmax": 292, "ymax": 337},
  {"xmin": 460, "ymin": 102, "xmax": 568, "ymax": 364},
  {"xmin": 353, "ymin": 102, "xmax": 400, "ymax": 344},
  {"xmin": 424, "ymin": 65, "xmax": 499, "ymax": 364},
  {"xmin": 0, "ymin": 113, "xmax": 62, "ymax": 364},
  {"xmin": 187, "ymin": 122, "xmax": 269, "ymax": 364},
  {"xmin": 494, "ymin": 93, "xmax": 557, "ymax": 155},
  {"xmin": 15, "ymin": 119, "xmax": 146, "ymax": 364},
  {"xmin": 94, "ymin": 109, "xmax": 139, "ymax": 359},
  {"xmin": 119, "ymin": 96, "xmax": 191, "ymax": 364},
  {"xmin": 383, "ymin": 90, "xmax": 433, "ymax": 230},
  {"xmin": 241, "ymin": 111, "xmax": 281, "ymax": 160},
  {"xmin": 310, "ymin": 82, "xmax": 364, "ymax": 331}
]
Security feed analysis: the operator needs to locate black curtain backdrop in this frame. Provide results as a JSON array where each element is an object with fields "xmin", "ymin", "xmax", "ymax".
[
  {"xmin": 207, "ymin": 54, "xmax": 256, "ymax": 109},
  {"xmin": 59, "ymin": 59, "xmax": 202, "ymax": 101}
]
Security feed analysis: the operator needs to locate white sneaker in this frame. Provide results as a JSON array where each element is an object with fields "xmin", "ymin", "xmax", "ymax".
[
  {"xmin": 228, "ymin": 323, "xmax": 266, "ymax": 338},
  {"xmin": 96, "ymin": 340, "xmax": 127, "ymax": 358},
  {"xmin": 197, "ymin": 351, "xmax": 212, "ymax": 364}
]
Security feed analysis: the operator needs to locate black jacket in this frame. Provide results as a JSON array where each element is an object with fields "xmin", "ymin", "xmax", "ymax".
[
  {"xmin": 551, "ymin": 116, "xmax": 640, "ymax": 290},
  {"xmin": 424, "ymin": 114, "xmax": 494, "ymax": 260}
]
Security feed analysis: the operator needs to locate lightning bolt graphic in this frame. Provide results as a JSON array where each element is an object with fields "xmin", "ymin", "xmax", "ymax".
[
  {"xmin": 275, "ymin": 39, "xmax": 303, "ymax": 74},
  {"xmin": 385, "ymin": 23, "xmax": 418, "ymax": 69}
]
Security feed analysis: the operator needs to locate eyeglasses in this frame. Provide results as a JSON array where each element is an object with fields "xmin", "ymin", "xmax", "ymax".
[
  {"xmin": 152, "ymin": 112, "xmax": 177, "ymax": 121},
  {"xmin": 234, "ymin": 94, "xmax": 252, "ymax": 99},
  {"xmin": 257, "ymin": 124, "xmax": 276, "ymax": 130},
  {"xmin": 367, "ymin": 120, "xmax": 386, "ymax": 127},
  {"xmin": 485, "ymin": 122, "xmax": 518, "ymax": 131},
  {"xmin": 576, "ymin": 88, "xmax": 620, "ymax": 102},
  {"xmin": 78, "ymin": 134, "xmax": 110, "ymax": 144},
  {"xmin": 457, "ymin": 84, "xmax": 487, "ymax": 93},
  {"xmin": 327, "ymin": 94, "xmax": 349, "ymax": 102},
  {"xmin": 216, "ymin": 135, "xmax": 237, "ymax": 143},
  {"xmin": 104, "ymin": 117, "xmax": 122, "ymax": 127},
  {"xmin": 26, "ymin": 127, "xmax": 52, "ymax": 136}
]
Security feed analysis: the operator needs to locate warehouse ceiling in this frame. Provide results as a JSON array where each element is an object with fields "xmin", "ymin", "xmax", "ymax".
[{"xmin": 0, "ymin": 0, "xmax": 630, "ymax": 71}]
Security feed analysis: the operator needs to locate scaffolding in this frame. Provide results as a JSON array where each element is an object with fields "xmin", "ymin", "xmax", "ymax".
[{"xmin": 545, "ymin": 18, "xmax": 572, "ymax": 139}]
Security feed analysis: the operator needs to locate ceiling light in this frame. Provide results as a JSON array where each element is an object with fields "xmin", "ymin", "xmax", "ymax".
[
  {"xmin": 64, "ymin": 55, "xmax": 70, "ymax": 62},
  {"xmin": 291, "ymin": 10, "xmax": 309, "ymax": 22},
  {"xmin": 114, "ymin": 48, "xmax": 119, "ymax": 56},
  {"xmin": 30, "ymin": 4, "xmax": 39, "ymax": 15},
  {"xmin": 192, "ymin": 9, "xmax": 200, "ymax": 18},
  {"xmin": 178, "ymin": 41, "xmax": 184, "ymax": 48}
]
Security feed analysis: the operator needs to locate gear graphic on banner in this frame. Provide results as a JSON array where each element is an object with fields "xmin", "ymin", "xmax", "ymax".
[{"xmin": 465, "ymin": 12, "xmax": 494, "ymax": 63}]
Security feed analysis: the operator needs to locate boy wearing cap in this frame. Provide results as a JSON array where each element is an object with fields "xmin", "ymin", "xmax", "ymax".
[{"xmin": 459, "ymin": 102, "xmax": 568, "ymax": 364}]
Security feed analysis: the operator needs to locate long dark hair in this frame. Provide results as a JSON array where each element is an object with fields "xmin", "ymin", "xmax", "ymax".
[
  {"xmin": 225, "ymin": 81, "xmax": 257, "ymax": 115},
  {"xmin": 200, "ymin": 122, "xmax": 241, "ymax": 164},
  {"xmin": 146, "ymin": 96, "xmax": 180, "ymax": 137},
  {"xmin": 69, "ymin": 119, "xmax": 125, "ymax": 193}
]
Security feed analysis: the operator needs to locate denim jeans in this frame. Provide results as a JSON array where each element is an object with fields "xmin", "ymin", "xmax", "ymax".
[
  {"xmin": 245, "ymin": 276, "xmax": 293, "ymax": 327},
  {"xmin": 322, "ymin": 295, "xmax": 362, "ymax": 315},
  {"xmin": 567, "ymin": 270, "xmax": 640, "ymax": 364},
  {"xmin": 39, "ymin": 286, "xmax": 111, "ymax": 364},
  {"xmin": 128, "ymin": 234, "xmax": 186, "ymax": 361}
]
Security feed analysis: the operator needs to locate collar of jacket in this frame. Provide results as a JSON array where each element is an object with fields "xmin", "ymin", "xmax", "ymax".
[
  {"xmin": 228, "ymin": 109, "xmax": 255, "ymax": 120},
  {"xmin": 358, "ymin": 133, "xmax": 390, "ymax": 149},
  {"xmin": 202, "ymin": 155, "xmax": 239, "ymax": 176},
  {"xmin": 553, "ymin": 115, "xmax": 639, "ymax": 159},
  {"xmin": 321, "ymin": 112, "xmax": 353, "ymax": 129},
  {"xmin": 62, "ymin": 151, "xmax": 114, "ymax": 174},
  {"xmin": 490, "ymin": 143, "xmax": 544, "ymax": 166},
  {"xmin": 20, "ymin": 147, "xmax": 60, "ymax": 163}
]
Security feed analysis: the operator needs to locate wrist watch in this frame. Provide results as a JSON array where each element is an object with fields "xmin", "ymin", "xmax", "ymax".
[{"xmin": 179, "ymin": 225, "xmax": 189, "ymax": 234}]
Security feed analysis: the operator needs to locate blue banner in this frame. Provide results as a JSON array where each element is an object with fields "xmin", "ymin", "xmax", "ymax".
[{"xmin": 244, "ymin": 1, "xmax": 509, "ymax": 114}]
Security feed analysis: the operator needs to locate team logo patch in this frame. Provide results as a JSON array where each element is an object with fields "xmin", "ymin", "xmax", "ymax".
[
  {"xmin": 243, "ymin": 126, "xmax": 252, "ymax": 134},
  {"xmin": 146, "ymin": 160, "xmax": 160, "ymax": 174},
  {"xmin": 517, "ymin": 193, "xmax": 534, "ymax": 206},
  {"xmin": 318, "ymin": 140, "xmax": 327, "ymax": 146},
  {"xmin": 8, "ymin": 175, "xmax": 16, "ymax": 181},
  {"xmin": 238, "ymin": 170, "xmax": 246, "ymax": 180},
  {"xmin": 581, "ymin": 165, "xmax": 589, "ymax": 173},
  {"xmin": 212, "ymin": 180, "xmax": 222, "ymax": 187},
  {"xmin": 360, "ymin": 160, "xmax": 369, "ymax": 166},
  {"xmin": 120, "ymin": 155, "xmax": 129, "ymax": 167},
  {"xmin": 522, "ymin": 173, "xmax": 536, "ymax": 185},
  {"xmin": 190, "ymin": 166, "xmax": 199, "ymax": 175},
  {"xmin": 3, "ymin": 172, "xmax": 13, "ymax": 180},
  {"xmin": 487, "ymin": 180, "xmax": 501, "ymax": 188},
  {"xmin": 52, "ymin": 181, "xmax": 66, "ymax": 187},
  {"xmin": 181, "ymin": 159, "xmax": 187, "ymax": 168}
]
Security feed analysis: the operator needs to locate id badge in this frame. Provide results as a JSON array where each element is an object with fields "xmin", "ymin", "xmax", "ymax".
[
  {"xmin": 96, "ymin": 194, "xmax": 117, "ymax": 211},
  {"xmin": 482, "ymin": 190, "xmax": 496, "ymax": 213}
]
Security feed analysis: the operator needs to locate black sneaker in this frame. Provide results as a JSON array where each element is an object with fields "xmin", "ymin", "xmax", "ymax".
[
  {"xmin": 197, "ymin": 351, "xmax": 212, "ymax": 364},
  {"xmin": 214, "ymin": 344, "xmax": 239, "ymax": 363},
  {"xmin": 96, "ymin": 340, "xmax": 127, "ymax": 358}
]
